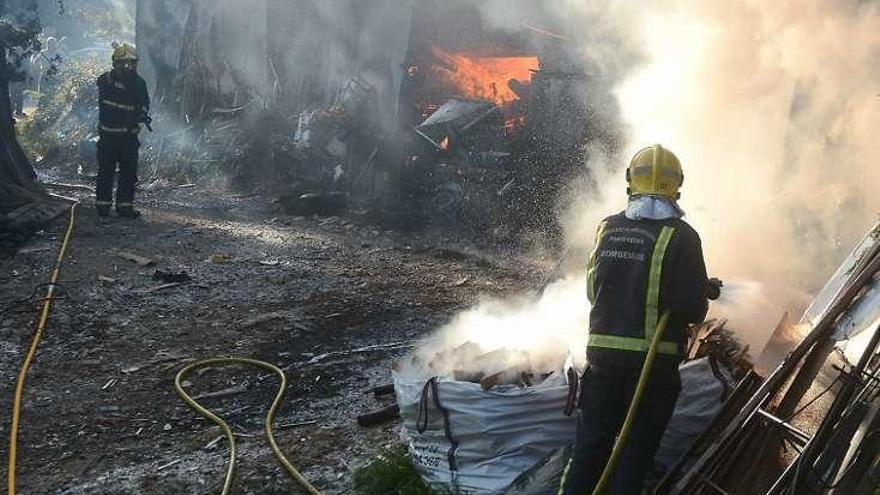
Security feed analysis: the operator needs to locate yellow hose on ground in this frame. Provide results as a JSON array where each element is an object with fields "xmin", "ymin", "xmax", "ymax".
[
  {"xmin": 174, "ymin": 357, "xmax": 323, "ymax": 495},
  {"xmin": 591, "ymin": 311, "xmax": 672, "ymax": 495},
  {"xmin": 7, "ymin": 203, "xmax": 78, "ymax": 495}
]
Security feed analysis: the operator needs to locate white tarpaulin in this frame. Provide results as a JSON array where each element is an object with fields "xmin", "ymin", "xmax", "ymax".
[{"xmin": 395, "ymin": 370, "xmax": 578, "ymax": 494}]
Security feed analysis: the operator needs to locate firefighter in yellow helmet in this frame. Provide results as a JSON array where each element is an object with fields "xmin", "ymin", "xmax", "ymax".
[
  {"xmin": 559, "ymin": 145, "xmax": 722, "ymax": 494},
  {"xmin": 95, "ymin": 42, "xmax": 150, "ymax": 219}
]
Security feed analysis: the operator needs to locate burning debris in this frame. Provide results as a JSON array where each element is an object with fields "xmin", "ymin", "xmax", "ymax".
[
  {"xmin": 128, "ymin": 0, "xmax": 621, "ymax": 245},
  {"xmin": 427, "ymin": 46, "xmax": 537, "ymax": 106}
]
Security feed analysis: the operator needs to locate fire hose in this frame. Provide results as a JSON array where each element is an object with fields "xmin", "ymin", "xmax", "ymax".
[
  {"xmin": 3, "ymin": 203, "xmax": 320, "ymax": 495},
  {"xmin": 6, "ymin": 207, "xmax": 661, "ymax": 495},
  {"xmin": 7, "ymin": 203, "xmax": 78, "ymax": 495},
  {"xmin": 174, "ymin": 358, "xmax": 323, "ymax": 495},
  {"xmin": 591, "ymin": 311, "xmax": 672, "ymax": 495}
]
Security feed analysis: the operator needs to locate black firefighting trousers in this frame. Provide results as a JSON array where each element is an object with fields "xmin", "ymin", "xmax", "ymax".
[
  {"xmin": 558, "ymin": 364, "xmax": 681, "ymax": 495},
  {"xmin": 96, "ymin": 134, "xmax": 140, "ymax": 210}
]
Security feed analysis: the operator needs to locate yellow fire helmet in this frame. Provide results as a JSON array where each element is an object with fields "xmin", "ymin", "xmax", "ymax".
[
  {"xmin": 111, "ymin": 42, "xmax": 138, "ymax": 64},
  {"xmin": 626, "ymin": 144, "xmax": 684, "ymax": 199}
]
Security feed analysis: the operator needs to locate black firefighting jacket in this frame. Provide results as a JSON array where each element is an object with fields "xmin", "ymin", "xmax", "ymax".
[
  {"xmin": 586, "ymin": 212, "xmax": 709, "ymax": 371},
  {"xmin": 97, "ymin": 71, "xmax": 149, "ymax": 137}
]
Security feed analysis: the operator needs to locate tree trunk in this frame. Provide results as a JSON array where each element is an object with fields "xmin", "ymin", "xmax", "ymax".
[
  {"xmin": 0, "ymin": 67, "xmax": 43, "ymax": 210},
  {"xmin": 0, "ymin": 39, "xmax": 71, "ymax": 254}
]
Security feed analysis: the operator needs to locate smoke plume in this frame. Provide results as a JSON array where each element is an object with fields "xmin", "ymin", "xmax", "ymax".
[
  {"xmin": 416, "ymin": 0, "xmax": 878, "ymax": 370},
  {"xmin": 564, "ymin": 0, "xmax": 879, "ymax": 352}
]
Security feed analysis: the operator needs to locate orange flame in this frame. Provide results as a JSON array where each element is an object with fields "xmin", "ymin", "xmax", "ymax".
[{"xmin": 431, "ymin": 46, "xmax": 537, "ymax": 105}]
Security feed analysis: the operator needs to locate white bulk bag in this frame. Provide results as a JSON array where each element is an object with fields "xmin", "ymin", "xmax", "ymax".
[
  {"xmin": 394, "ymin": 370, "xmax": 578, "ymax": 494},
  {"xmin": 654, "ymin": 357, "xmax": 730, "ymax": 469}
]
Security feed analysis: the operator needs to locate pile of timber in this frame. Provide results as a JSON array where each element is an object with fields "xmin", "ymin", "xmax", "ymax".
[
  {"xmin": 687, "ymin": 318, "xmax": 754, "ymax": 379},
  {"xmin": 401, "ymin": 341, "xmax": 559, "ymax": 391}
]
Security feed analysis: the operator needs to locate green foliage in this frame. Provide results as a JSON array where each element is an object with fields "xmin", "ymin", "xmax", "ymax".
[
  {"xmin": 0, "ymin": 2, "xmax": 43, "ymax": 82},
  {"xmin": 353, "ymin": 448, "xmax": 435, "ymax": 495},
  {"xmin": 44, "ymin": 0, "xmax": 135, "ymax": 41},
  {"xmin": 37, "ymin": 54, "xmax": 101, "ymax": 116},
  {"xmin": 18, "ymin": 52, "xmax": 103, "ymax": 166}
]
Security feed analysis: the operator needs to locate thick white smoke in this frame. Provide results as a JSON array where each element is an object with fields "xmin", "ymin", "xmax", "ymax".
[
  {"xmin": 566, "ymin": 0, "xmax": 879, "ymax": 353},
  {"xmin": 415, "ymin": 0, "xmax": 878, "ymax": 370},
  {"xmin": 404, "ymin": 276, "xmax": 589, "ymax": 378}
]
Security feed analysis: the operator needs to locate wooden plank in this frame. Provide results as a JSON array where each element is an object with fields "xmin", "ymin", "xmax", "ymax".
[{"xmin": 111, "ymin": 249, "xmax": 156, "ymax": 267}]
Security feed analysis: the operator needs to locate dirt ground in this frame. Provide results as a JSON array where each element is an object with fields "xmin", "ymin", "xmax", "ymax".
[{"xmin": 0, "ymin": 180, "xmax": 547, "ymax": 494}]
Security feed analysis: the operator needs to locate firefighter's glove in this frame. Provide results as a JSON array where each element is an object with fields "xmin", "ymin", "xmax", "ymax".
[
  {"xmin": 140, "ymin": 112, "xmax": 153, "ymax": 132},
  {"xmin": 706, "ymin": 277, "xmax": 723, "ymax": 301}
]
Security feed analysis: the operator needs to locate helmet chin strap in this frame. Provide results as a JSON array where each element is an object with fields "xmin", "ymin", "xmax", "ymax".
[
  {"xmin": 114, "ymin": 63, "xmax": 137, "ymax": 75},
  {"xmin": 652, "ymin": 144, "xmax": 662, "ymax": 194}
]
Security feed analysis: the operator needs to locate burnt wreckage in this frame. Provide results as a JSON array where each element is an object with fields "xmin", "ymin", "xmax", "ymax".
[
  {"xmin": 137, "ymin": 0, "xmax": 616, "ymax": 240},
  {"xmin": 395, "ymin": 3, "xmax": 596, "ymax": 238}
]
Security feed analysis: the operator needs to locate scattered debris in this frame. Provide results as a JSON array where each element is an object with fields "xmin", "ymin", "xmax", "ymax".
[
  {"xmin": 277, "ymin": 192, "xmax": 348, "ymax": 217},
  {"xmin": 152, "ymin": 270, "xmax": 192, "ymax": 283},
  {"xmin": 308, "ymin": 341, "xmax": 415, "ymax": 364},
  {"xmin": 239, "ymin": 311, "xmax": 297, "ymax": 328},
  {"xmin": 277, "ymin": 419, "xmax": 320, "ymax": 429},
  {"xmin": 157, "ymin": 459, "xmax": 181, "ymax": 471},
  {"xmin": 357, "ymin": 404, "xmax": 401, "ymax": 427},
  {"xmin": 0, "ymin": 163, "xmax": 545, "ymax": 494},
  {"xmin": 17, "ymin": 245, "xmax": 51, "ymax": 255},
  {"xmin": 209, "ymin": 254, "xmax": 234, "ymax": 264},
  {"xmin": 203, "ymin": 436, "xmax": 224, "ymax": 450},
  {"xmin": 45, "ymin": 182, "xmax": 96, "ymax": 193},
  {"xmin": 368, "ymin": 384, "xmax": 396, "ymax": 399},
  {"xmin": 78, "ymin": 453, "xmax": 108, "ymax": 478},
  {"xmin": 133, "ymin": 283, "xmax": 182, "ymax": 295},
  {"xmin": 111, "ymin": 250, "xmax": 155, "ymax": 267},
  {"xmin": 190, "ymin": 385, "xmax": 249, "ymax": 401}
]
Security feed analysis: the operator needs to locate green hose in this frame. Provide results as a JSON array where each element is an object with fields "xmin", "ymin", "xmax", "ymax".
[
  {"xmin": 591, "ymin": 311, "xmax": 672, "ymax": 495},
  {"xmin": 175, "ymin": 357, "xmax": 323, "ymax": 495}
]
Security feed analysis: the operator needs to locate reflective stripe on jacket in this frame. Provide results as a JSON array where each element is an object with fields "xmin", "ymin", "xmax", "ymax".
[
  {"xmin": 586, "ymin": 212, "xmax": 709, "ymax": 369},
  {"xmin": 97, "ymin": 71, "xmax": 149, "ymax": 135}
]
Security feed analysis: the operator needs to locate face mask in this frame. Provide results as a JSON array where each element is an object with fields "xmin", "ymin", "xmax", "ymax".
[{"xmin": 114, "ymin": 63, "xmax": 137, "ymax": 77}]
